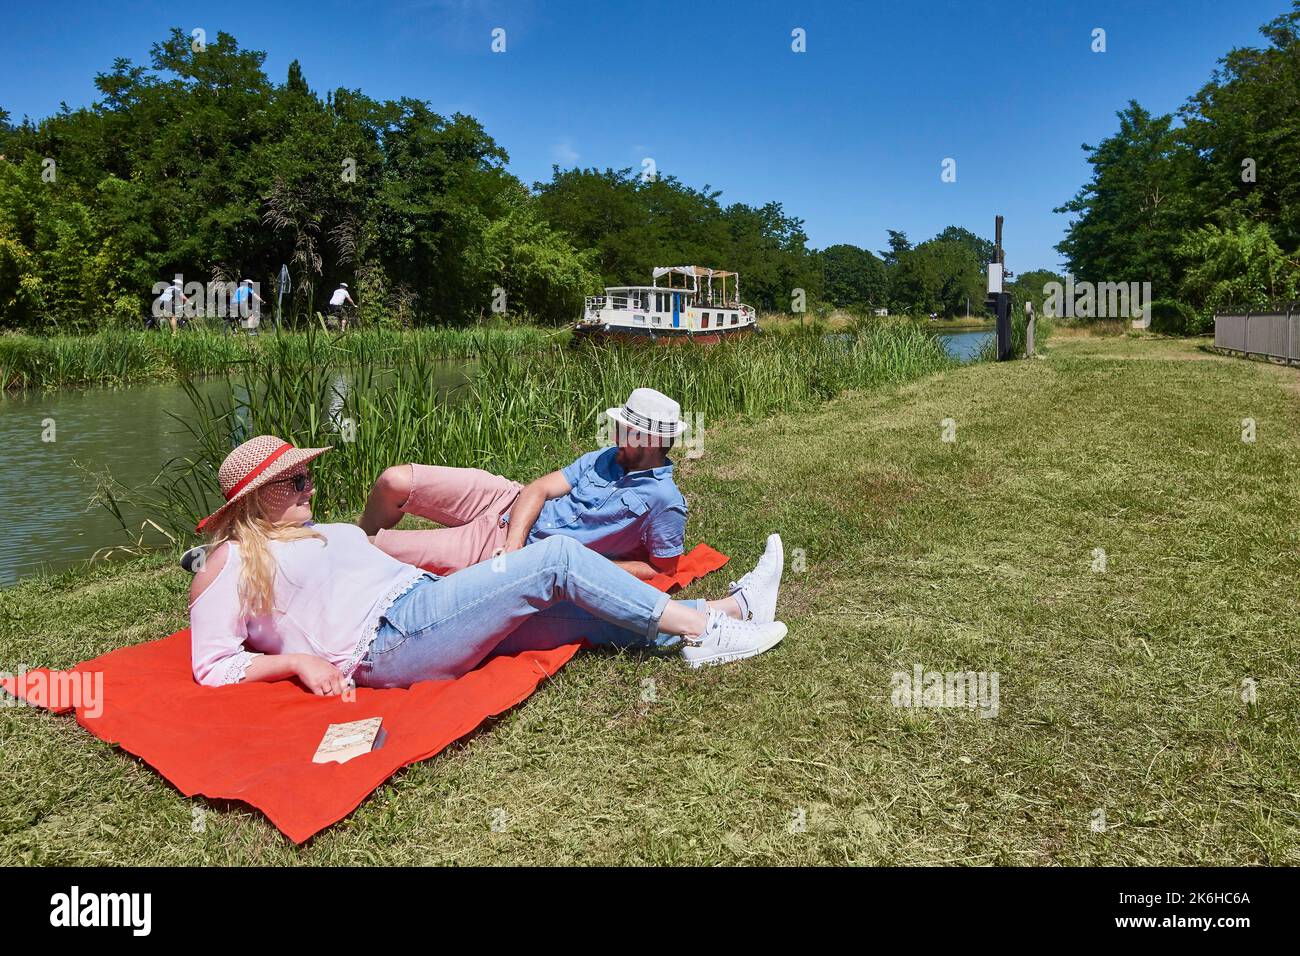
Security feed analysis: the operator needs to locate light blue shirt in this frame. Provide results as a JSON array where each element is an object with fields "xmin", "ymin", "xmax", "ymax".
[{"xmin": 522, "ymin": 448, "xmax": 688, "ymax": 559}]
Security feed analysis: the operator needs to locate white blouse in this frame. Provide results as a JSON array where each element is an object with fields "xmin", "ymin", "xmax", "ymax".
[{"xmin": 189, "ymin": 523, "xmax": 427, "ymax": 687}]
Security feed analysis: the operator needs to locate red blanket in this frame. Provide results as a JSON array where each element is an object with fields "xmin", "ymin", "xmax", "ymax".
[{"xmin": 1, "ymin": 543, "xmax": 728, "ymax": 844}]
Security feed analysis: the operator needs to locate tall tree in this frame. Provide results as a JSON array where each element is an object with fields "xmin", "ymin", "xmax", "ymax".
[
  {"xmin": 1055, "ymin": 102, "xmax": 1199, "ymax": 299},
  {"xmin": 818, "ymin": 243, "xmax": 887, "ymax": 307},
  {"xmin": 0, "ymin": 29, "xmax": 597, "ymax": 329},
  {"xmin": 889, "ymin": 239, "xmax": 985, "ymax": 317},
  {"xmin": 880, "ymin": 230, "xmax": 911, "ymax": 267},
  {"xmin": 534, "ymin": 167, "xmax": 819, "ymax": 311},
  {"xmin": 932, "ymin": 226, "xmax": 994, "ymax": 271},
  {"xmin": 1179, "ymin": 3, "xmax": 1300, "ymax": 253}
]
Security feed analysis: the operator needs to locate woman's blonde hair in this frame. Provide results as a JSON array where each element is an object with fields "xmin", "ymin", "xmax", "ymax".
[{"xmin": 203, "ymin": 491, "xmax": 324, "ymax": 617}]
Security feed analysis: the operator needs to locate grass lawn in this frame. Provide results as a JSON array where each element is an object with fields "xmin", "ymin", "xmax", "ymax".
[{"xmin": 2, "ymin": 333, "xmax": 1297, "ymax": 864}]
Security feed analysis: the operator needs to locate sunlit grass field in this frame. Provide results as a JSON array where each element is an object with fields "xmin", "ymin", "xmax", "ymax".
[{"xmin": 2, "ymin": 334, "xmax": 1297, "ymax": 864}]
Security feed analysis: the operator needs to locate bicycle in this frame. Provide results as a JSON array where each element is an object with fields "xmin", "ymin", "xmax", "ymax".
[
  {"xmin": 143, "ymin": 304, "xmax": 190, "ymax": 332},
  {"xmin": 326, "ymin": 301, "xmax": 358, "ymax": 332}
]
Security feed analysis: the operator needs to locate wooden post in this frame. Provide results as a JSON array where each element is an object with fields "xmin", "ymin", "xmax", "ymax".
[
  {"xmin": 987, "ymin": 215, "xmax": 1013, "ymax": 360},
  {"xmin": 1288, "ymin": 302, "xmax": 1294, "ymax": 365},
  {"xmin": 1025, "ymin": 301, "xmax": 1035, "ymax": 358}
]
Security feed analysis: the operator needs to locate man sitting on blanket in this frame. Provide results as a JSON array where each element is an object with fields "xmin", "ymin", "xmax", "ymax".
[{"xmin": 358, "ymin": 388, "xmax": 690, "ymax": 581}]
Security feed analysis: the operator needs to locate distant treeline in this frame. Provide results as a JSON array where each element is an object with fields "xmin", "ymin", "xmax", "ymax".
[
  {"xmin": 0, "ymin": 28, "xmax": 1039, "ymax": 333},
  {"xmin": 1056, "ymin": 2, "xmax": 1300, "ymax": 334}
]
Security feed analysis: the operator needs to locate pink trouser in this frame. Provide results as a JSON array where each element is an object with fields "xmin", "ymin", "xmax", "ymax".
[{"xmin": 372, "ymin": 464, "xmax": 523, "ymax": 575}]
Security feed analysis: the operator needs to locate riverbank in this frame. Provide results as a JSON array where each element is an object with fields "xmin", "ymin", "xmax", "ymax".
[
  {"xmin": 925, "ymin": 316, "xmax": 995, "ymax": 332},
  {"xmin": 1, "ymin": 317, "xmax": 996, "ymax": 392},
  {"xmin": 0, "ymin": 325, "xmax": 560, "ymax": 390},
  {"xmin": 3, "ymin": 334, "xmax": 1296, "ymax": 864},
  {"xmin": 118, "ymin": 322, "xmax": 955, "ymax": 542},
  {"xmin": 0, "ymin": 323, "xmax": 960, "ymax": 584},
  {"xmin": 761, "ymin": 311, "xmax": 995, "ymax": 334}
]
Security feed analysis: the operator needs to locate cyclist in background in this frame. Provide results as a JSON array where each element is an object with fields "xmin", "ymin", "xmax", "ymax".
[
  {"xmin": 154, "ymin": 279, "xmax": 189, "ymax": 334},
  {"xmin": 231, "ymin": 279, "xmax": 265, "ymax": 332},
  {"xmin": 327, "ymin": 282, "xmax": 356, "ymax": 331}
]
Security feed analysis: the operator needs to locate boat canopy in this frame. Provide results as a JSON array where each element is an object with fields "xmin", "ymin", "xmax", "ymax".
[
  {"xmin": 652, "ymin": 266, "xmax": 738, "ymax": 280},
  {"xmin": 651, "ymin": 266, "xmax": 740, "ymax": 303}
]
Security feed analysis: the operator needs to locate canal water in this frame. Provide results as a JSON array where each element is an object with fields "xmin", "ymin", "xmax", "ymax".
[
  {"xmin": 938, "ymin": 329, "xmax": 993, "ymax": 362},
  {"xmin": 0, "ymin": 365, "xmax": 470, "ymax": 587},
  {"xmin": 0, "ymin": 332, "xmax": 989, "ymax": 587},
  {"xmin": 0, "ymin": 379, "xmax": 223, "ymax": 586}
]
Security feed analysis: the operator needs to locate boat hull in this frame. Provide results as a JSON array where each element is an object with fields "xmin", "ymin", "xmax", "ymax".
[{"xmin": 571, "ymin": 323, "xmax": 758, "ymax": 346}]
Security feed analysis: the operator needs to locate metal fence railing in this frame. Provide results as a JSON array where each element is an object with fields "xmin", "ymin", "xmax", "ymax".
[{"xmin": 1215, "ymin": 304, "xmax": 1300, "ymax": 362}]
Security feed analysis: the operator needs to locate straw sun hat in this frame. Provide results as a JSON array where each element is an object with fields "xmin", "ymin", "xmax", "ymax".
[{"xmin": 196, "ymin": 435, "xmax": 332, "ymax": 532}]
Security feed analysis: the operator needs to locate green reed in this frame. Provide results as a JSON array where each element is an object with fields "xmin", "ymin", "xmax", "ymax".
[
  {"xmin": 116, "ymin": 320, "xmax": 952, "ymax": 542},
  {"xmin": 0, "ymin": 324, "xmax": 558, "ymax": 391}
]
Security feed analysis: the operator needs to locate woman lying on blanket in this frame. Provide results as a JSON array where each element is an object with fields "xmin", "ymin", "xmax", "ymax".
[{"xmin": 188, "ymin": 436, "xmax": 787, "ymax": 693}]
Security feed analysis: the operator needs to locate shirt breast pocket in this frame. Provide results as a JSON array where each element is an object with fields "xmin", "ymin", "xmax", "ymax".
[
  {"xmin": 549, "ymin": 501, "xmax": 581, "ymax": 528},
  {"xmin": 620, "ymin": 490, "xmax": 649, "ymax": 518}
]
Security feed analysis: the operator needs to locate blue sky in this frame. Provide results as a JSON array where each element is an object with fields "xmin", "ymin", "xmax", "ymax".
[{"xmin": 0, "ymin": 0, "xmax": 1289, "ymax": 272}]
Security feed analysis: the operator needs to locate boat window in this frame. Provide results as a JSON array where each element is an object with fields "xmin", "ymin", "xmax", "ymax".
[{"xmin": 732, "ymin": 313, "xmax": 738, "ymax": 324}]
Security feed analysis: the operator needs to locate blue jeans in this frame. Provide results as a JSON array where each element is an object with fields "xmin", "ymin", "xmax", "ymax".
[{"xmin": 353, "ymin": 535, "xmax": 706, "ymax": 688}]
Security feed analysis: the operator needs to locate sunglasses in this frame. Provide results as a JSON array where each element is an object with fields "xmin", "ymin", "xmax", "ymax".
[{"xmin": 270, "ymin": 470, "xmax": 313, "ymax": 493}]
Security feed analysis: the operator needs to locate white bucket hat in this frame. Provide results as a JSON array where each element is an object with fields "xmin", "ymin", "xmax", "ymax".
[{"xmin": 605, "ymin": 387, "xmax": 688, "ymax": 439}]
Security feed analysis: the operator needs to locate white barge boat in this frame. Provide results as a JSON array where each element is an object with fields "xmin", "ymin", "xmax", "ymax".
[{"xmin": 573, "ymin": 265, "xmax": 759, "ymax": 344}]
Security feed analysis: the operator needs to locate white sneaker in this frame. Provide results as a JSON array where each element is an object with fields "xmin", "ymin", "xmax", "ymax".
[
  {"xmin": 681, "ymin": 610, "xmax": 787, "ymax": 668},
  {"xmin": 727, "ymin": 533, "xmax": 784, "ymax": 624}
]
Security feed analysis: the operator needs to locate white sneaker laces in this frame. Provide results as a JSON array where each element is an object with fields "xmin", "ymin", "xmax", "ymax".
[{"xmin": 703, "ymin": 609, "xmax": 744, "ymax": 649}]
